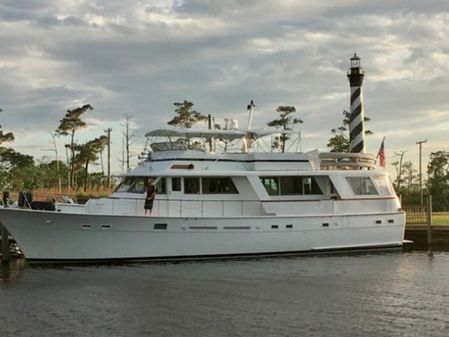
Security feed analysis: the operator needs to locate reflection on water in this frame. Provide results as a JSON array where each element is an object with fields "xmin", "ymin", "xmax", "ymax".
[
  {"xmin": 0, "ymin": 258, "xmax": 26, "ymax": 283},
  {"xmin": 1, "ymin": 250, "xmax": 449, "ymax": 337}
]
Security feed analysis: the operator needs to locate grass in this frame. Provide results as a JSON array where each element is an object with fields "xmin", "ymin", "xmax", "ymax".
[
  {"xmin": 407, "ymin": 213, "xmax": 449, "ymax": 226},
  {"xmin": 432, "ymin": 213, "xmax": 449, "ymax": 226},
  {"xmin": 8, "ymin": 187, "xmax": 114, "ymax": 203}
]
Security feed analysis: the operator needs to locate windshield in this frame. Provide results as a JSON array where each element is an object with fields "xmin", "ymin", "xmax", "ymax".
[
  {"xmin": 115, "ymin": 177, "xmax": 135, "ymax": 192},
  {"xmin": 373, "ymin": 176, "xmax": 395, "ymax": 196},
  {"xmin": 115, "ymin": 177, "xmax": 166, "ymax": 194}
]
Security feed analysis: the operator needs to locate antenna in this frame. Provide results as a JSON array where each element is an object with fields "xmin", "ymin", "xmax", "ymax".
[{"xmin": 246, "ymin": 100, "xmax": 255, "ymax": 130}]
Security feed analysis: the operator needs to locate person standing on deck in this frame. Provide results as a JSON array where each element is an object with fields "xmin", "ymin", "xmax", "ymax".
[{"xmin": 144, "ymin": 178, "xmax": 156, "ymax": 216}]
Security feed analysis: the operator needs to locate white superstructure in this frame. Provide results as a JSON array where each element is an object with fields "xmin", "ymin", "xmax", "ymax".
[{"xmin": 0, "ymin": 128, "xmax": 405, "ymax": 261}]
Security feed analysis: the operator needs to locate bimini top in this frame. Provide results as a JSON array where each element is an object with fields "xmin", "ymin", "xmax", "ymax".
[{"xmin": 145, "ymin": 128, "xmax": 288, "ymax": 141}]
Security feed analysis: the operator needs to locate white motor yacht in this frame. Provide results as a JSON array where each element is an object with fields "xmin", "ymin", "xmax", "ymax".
[{"xmin": 0, "ymin": 127, "xmax": 405, "ymax": 261}]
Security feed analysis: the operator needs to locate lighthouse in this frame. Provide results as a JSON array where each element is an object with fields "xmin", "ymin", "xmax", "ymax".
[{"xmin": 347, "ymin": 53, "xmax": 366, "ymax": 153}]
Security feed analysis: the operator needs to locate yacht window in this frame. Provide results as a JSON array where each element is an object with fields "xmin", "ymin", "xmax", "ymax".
[
  {"xmin": 280, "ymin": 177, "xmax": 302, "ymax": 195},
  {"xmin": 202, "ymin": 177, "xmax": 238, "ymax": 194},
  {"xmin": 128, "ymin": 178, "xmax": 146, "ymax": 193},
  {"xmin": 346, "ymin": 177, "xmax": 378, "ymax": 195},
  {"xmin": 260, "ymin": 177, "xmax": 279, "ymax": 196},
  {"xmin": 303, "ymin": 177, "xmax": 323, "ymax": 195},
  {"xmin": 116, "ymin": 177, "xmax": 146, "ymax": 194},
  {"xmin": 115, "ymin": 177, "xmax": 135, "ymax": 192},
  {"xmin": 172, "ymin": 178, "xmax": 182, "ymax": 192},
  {"xmin": 155, "ymin": 178, "xmax": 166, "ymax": 194},
  {"xmin": 373, "ymin": 176, "xmax": 395, "ymax": 195},
  {"xmin": 117, "ymin": 177, "xmax": 166, "ymax": 194},
  {"xmin": 261, "ymin": 176, "xmax": 323, "ymax": 195},
  {"xmin": 330, "ymin": 181, "xmax": 340, "ymax": 199},
  {"xmin": 185, "ymin": 177, "xmax": 200, "ymax": 194}
]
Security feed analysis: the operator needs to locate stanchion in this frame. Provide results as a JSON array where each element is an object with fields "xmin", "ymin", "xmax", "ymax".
[
  {"xmin": 1, "ymin": 223, "xmax": 10, "ymax": 263},
  {"xmin": 426, "ymin": 195, "xmax": 433, "ymax": 246}
]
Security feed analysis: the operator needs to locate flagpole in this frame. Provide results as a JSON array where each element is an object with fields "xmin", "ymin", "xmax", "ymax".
[{"xmin": 376, "ymin": 136, "xmax": 386, "ymax": 168}]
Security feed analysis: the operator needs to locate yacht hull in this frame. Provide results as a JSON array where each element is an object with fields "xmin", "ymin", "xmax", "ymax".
[{"xmin": 0, "ymin": 208, "xmax": 405, "ymax": 261}]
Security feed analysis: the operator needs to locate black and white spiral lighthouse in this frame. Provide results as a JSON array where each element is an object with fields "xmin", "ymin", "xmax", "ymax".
[{"xmin": 347, "ymin": 53, "xmax": 366, "ymax": 153}]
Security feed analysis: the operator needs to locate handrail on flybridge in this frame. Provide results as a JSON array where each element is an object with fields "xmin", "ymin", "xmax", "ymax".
[{"xmin": 318, "ymin": 152, "xmax": 377, "ymax": 170}]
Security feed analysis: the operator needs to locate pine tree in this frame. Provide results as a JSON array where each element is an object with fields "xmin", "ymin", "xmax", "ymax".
[
  {"xmin": 167, "ymin": 101, "xmax": 207, "ymax": 128},
  {"xmin": 327, "ymin": 110, "xmax": 372, "ymax": 152},
  {"xmin": 267, "ymin": 106, "xmax": 302, "ymax": 153},
  {"xmin": 56, "ymin": 104, "xmax": 93, "ymax": 188},
  {"xmin": 73, "ymin": 135, "xmax": 108, "ymax": 192}
]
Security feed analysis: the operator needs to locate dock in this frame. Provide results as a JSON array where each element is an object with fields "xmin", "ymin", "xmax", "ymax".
[
  {"xmin": 0, "ymin": 223, "xmax": 23, "ymax": 262},
  {"xmin": 405, "ymin": 225, "xmax": 449, "ymax": 246},
  {"xmin": 1, "ymin": 223, "xmax": 10, "ymax": 262}
]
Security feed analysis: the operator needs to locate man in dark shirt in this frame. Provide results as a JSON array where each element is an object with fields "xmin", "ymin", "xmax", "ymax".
[{"xmin": 144, "ymin": 178, "xmax": 156, "ymax": 215}]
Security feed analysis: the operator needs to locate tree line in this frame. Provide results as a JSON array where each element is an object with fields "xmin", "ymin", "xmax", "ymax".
[
  {"xmin": 1, "ymin": 101, "xmax": 448, "ymax": 210},
  {"xmin": 0, "ymin": 104, "xmax": 109, "ymax": 193}
]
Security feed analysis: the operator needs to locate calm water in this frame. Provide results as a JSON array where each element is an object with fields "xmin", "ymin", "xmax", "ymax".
[{"xmin": 1, "ymin": 250, "xmax": 449, "ymax": 337}]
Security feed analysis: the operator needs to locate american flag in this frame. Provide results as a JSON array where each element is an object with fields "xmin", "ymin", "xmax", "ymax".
[{"xmin": 377, "ymin": 137, "xmax": 386, "ymax": 168}]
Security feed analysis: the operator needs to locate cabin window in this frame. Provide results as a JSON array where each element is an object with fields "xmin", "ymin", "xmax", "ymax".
[
  {"xmin": 115, "ymin": 177, "xmax": 146, "ymax": 193},
  {"xmin": 346, "ymin": 177, "xmax": 378, "ymax": 195},
  {"xmin": 155, "ymin": 178, "xmax": 166, "ymax": 194},
  {"xmin": 303, "ymin": 177, "xmax": 322, "ymax": 195},
  {"xmin": 185, "ymin": 177, "xmax": 200, "ymax": 194},
  {"xmin": 129, "ymin": 178, "xmax": 146, "ymax": 193},
  {"xmin": 261, "ymin": 176, "xmax": 323, "ymax": 195},
  {"xmin": 115, "ymin": 177, "xmax": 135, "ymax": 192},
  {"xmin": 202, "ymin": 177, "xmax": 238, "ymax": 194},
  {"xmin": 373, "ymin": 176, "xmax": 395, "ymax": 195},
  {"xmin": 260, "ymin": 177, "xmax": 279, "ymax": 196},
  {"xmin": 280, "ymin": 177, "xmax": 302, "ymax": 195},
  {"xmin": 172, "ymin": 178, "xmax": 182, "ymax": 192},
  {"xmin": 116, "ymin": 177, "xmax": 166, "ymax": 194}
]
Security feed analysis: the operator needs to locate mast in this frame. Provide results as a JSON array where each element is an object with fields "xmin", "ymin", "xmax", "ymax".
[
  {"xmin": 243, "ymin": 100, "xmax": 255, "ymax": 152},
  {"xmin": 246, "ymin": 100, "xmax": 255, "ymax": 130}
]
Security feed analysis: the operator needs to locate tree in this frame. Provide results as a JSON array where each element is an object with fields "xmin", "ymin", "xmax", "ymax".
[
  {"xmin": 0, "ymin": 108, "xmax": 14, "ymax": 146},
  {"xmin": 73, "ymin": 135, "xmax": 108, "ymax": 192},
  {"xmin": 0, "ymin": 148, "xmax": 36, "ymax": 190},
  {"xmin": 267, "ymin": 106, "xmax": 302, "ymax": 153},
  {"xmin": 392, "ymin": 159, "xmax": 420, "ymax": 205},
  {"xmin": 167, "ymin": 101, "xmax": 207, "ymax": 128},
  {"xmin": 56, "ymin": 104, "xmax": 93, "ymax": 188},
  {"xmin": 121, "ymin": 115, "xmax": 137, "ymax": 171},
  {"xmin": 327, "ymin": 110, "xmax": 372, "ymax": 152},
  {"xmin": 427, "ymin": 151, "xmax": 449, "ymax": 211},
  {"xmin": 403, "ymin": 161, "xmax": 419, "ymax": 193},
  {"xmin": 0, "ymin": 114, "xmax": 23, "ymax": 190},
  {"xmin": 0, "ymin": 129, "xmax": 14, "ymax": 146},
  {"xmin": 37, "ymin": 160, "xmax": 69, "ymax": 190},
  {"xmin": 392, "ymin": 150, "xmax": 408, "ymax": 190}
]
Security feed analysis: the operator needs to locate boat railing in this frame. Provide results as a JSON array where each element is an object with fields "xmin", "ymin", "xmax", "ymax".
[
  {"xmin": 85, "ymin": 197, "xmax": 267, "ymax": 217},
  {"xmin": 318, "ymin": 152, "xmax": 377, "ymax": 170},
  {"xmin": 82, "ymin": 196, "xmax": 336, "ymax": 217}
]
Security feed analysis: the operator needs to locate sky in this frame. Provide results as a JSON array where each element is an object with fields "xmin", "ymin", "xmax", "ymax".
[{"xmin": 1, "ymin": 0, "xmax": 449, "ymax": 177}]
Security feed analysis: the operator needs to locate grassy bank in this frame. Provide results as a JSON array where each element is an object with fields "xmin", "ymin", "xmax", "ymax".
[
  {"xmin": 7, "ymin": 187, "xmax": 113, "ymax": 204},
  {"xmin": 432, "ymin": 213, "xmax": 449, "ymax": 226}
]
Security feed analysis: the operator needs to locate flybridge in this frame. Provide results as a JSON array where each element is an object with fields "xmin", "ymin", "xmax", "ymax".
[
  {"xmin": 143, "ymin": 128, "xmax": 377, "ymax": 171},
  {"xmin": 131, "ymin": 150, "xmax": 314, "ymax": 174},
  {"xmin": 144, "ymin": 127, "xmax": 302, "ymax": 154}
]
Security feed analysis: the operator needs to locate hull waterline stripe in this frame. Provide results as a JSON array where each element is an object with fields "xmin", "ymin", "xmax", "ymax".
[{"xmin": 24, "ymin": 244, "xmax": 403, "ymax": 264}]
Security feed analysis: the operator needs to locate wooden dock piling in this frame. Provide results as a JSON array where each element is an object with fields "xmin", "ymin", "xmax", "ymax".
[
  {"xmin": 426, "ymin": 195, "xmax": 433, "ymax": 245},
  {"xmin": 1, "ymin": 222, "xmax": 10, "ymax": 263}
]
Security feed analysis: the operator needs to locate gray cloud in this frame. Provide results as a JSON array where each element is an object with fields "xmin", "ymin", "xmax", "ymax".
[{"xmin": 1, "ymin": 0, "xmax": 448, "ymax": 171}]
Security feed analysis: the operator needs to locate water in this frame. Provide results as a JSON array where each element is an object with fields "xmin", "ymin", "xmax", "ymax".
[{"xmin": 1, "ymin": 250, "xmax": 449, "ymax": 337}]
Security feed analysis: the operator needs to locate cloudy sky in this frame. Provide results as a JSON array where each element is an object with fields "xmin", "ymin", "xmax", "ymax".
[{"xmin": 1, "ymin": 0, "xmax": 449, "ymax": 175}]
